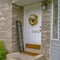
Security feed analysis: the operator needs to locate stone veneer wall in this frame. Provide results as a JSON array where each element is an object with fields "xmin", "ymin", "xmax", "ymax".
[
  {"xmin": 41, "ymin": 4, "xmax": 51, "ymax": 60},
  {"xmin": 0, "ymin": 1, "xmax": 24, "ymax": 53},
  {"xmin": 0, "ymin": 0, "xmax": 12, "ymax": 53},
  {"xmin": 12, "ymin": 4, "xmax": 24, "ymax": 52}
]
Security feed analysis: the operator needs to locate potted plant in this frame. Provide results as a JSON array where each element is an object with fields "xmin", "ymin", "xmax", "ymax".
[{"xmin": 0, "ymin": 40, "xmax": 8, "ymax": 60}]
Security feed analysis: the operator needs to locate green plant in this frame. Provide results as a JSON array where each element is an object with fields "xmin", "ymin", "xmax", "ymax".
[{"xmin": 0, "ymin": 40, "xmax": 8, "ymax": 60}]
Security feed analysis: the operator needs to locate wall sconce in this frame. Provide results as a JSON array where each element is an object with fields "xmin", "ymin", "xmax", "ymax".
[{"xmin": 41, "ymin": 0, "xmax": 48, "ymax": 10}]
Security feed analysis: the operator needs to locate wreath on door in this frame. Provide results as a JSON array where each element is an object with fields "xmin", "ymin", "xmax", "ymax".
[{"xmin": 29, "ymin": 14, "xmax": 38, "ymax": 26}]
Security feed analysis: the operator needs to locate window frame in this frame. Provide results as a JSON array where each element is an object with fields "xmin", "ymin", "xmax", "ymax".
[{"xmin": 51, "ymin": 0, "xmax": 59, "ymax": 40}]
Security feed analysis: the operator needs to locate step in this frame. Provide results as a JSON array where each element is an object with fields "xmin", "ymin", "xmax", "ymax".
[{"xmin": 6, "ymin": 52, "xmax": 43, "ymax": 60}]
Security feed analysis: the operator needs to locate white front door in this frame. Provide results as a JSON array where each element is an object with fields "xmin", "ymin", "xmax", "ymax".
[{"xmin": 23, "ymin": 3, "xmax": 42, "ymax": 45}]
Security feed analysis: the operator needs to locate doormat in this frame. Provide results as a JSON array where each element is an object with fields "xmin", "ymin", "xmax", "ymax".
[{"xmin": 21, "ymin": 51, "xmax": 39, "ymax": 56}]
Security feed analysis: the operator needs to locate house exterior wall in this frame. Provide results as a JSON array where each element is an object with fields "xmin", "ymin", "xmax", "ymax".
[
  {"xmin": 41, "ymin": 4, "xmax": 51, "ymax": 60},
  {"xmin": 12, "ymin": 4, "xmax": 24, "ymax": 52},
  {"xmin": 0, "ymin": 1, "xmax": 24, "ymax": 53},
  {"xmin": 51, "ymin": 0, "xmax": 60, "ymax": 60},
  {"xmin": 0, "ymin": 0, "xmax": 12, "ymax": 53}
]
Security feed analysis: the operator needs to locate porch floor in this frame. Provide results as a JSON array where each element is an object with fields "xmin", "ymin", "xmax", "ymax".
[{"xmin": 6, "ymin": 52, "xmax": 43, "ymax": 60}]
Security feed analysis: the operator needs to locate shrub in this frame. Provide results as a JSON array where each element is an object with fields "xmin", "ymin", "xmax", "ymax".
[{"xmin": 0, "ymin": 40, "xmax": 8, "ymax": 60}]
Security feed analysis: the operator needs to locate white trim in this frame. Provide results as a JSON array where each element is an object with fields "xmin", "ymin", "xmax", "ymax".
[
  {"xmin": 51, "ymin": 0, "xmax": 59, "ymax": 40},
  {"xmin": 52, "ymin": 39, "xmax": 58, "ymax": 41},
  {"xmin": 40, "ymin": 7, "xmax": 42, "ymax": 44},
  {"xmin": 58, "ymin": 0, "xmax": 59, "ymax": 40},
  {"xmin": 50, "ymin": 2, "xmax": 53, "ymax": 40},
  {"xmin": 50, "ymin": 2, "xmax": 53, "ymax": 60}
]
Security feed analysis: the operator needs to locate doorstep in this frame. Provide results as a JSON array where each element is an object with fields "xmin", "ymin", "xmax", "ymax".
[{"xmin": 6, "ymin": 52, "xmax": 43, "ymax": 60}]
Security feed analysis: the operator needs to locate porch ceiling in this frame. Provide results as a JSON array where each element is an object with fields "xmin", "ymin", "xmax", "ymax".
[{"xmin": 12, "ymin": 0, "xmax": 41, "ymax": 6}]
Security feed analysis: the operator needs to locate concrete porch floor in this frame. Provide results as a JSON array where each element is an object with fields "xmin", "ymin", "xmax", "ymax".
[{"xmin": 6, "ymin": 52, "xmax": 46, "ymax": 60}]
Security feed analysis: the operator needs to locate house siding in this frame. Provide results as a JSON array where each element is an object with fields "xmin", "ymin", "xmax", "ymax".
[{"xmin": 51, "ymin": 0, "xmax": 60, "ymax": 60}]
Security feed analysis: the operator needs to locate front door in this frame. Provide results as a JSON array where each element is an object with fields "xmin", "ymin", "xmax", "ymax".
[{"xmin": 24, "ymin": 3, "xmax": 42, "ymax": 45}]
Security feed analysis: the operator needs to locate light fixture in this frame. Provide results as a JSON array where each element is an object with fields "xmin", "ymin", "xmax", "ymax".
[{"xmin": 41, "ymin": 0, "xmax": 48, "ymax": 10}]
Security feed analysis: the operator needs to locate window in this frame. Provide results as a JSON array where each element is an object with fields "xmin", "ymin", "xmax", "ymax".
[{"xmin": 52, "ymin": 0, "xmax": 58, "ymax": 39}]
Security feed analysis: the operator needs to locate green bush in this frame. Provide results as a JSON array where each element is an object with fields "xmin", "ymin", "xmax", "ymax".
[{"xmin": 0, "ymin": 40, "xmax": 8, "ymax": 60}]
